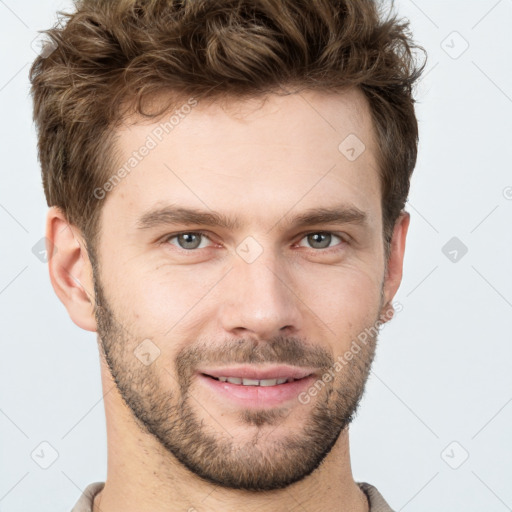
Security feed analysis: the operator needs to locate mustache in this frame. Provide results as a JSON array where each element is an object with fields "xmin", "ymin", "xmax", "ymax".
[{"xmin": 175, "ymin": 335, "xmax": 334, "ymax": 379}]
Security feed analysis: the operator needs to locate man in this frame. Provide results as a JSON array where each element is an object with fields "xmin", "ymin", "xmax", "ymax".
[{"xmin": 30, "ymin": 0, "xmax": 425, "ymax": 510}]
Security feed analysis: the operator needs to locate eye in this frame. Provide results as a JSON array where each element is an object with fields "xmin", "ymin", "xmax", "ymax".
[
  {"xmin": 164, "ymin": 232, "xmax": 213, "ymax": 250},
  {"xmin": 162, "ymin": 231, "xmax": 345, "ymax": 253},
  {"xmin": 297, "ymin": 232, "xmax": 344, "ymax": 250}
]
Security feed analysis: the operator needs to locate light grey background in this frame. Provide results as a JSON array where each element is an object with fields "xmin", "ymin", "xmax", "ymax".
[{"xmin": 1, "ymin": 1, "xmax": 511, "ymax": 511}]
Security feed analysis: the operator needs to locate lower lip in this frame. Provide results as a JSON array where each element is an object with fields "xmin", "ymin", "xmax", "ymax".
[{"xmin": 197, "ymin": 373, "xmax": 315, "ymax": 408}]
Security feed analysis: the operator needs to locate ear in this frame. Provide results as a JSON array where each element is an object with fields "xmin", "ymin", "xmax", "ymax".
[
  {"xmin": 380, "ymin": 211, "xmax": 410, "ymax": 322},
  {"xmin": 46, "ymin": 206, "xmax": 97, "ymax": 332}
]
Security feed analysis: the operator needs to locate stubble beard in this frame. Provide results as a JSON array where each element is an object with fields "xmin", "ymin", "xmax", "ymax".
[{"xmin": 92, "ymin": 268, "xmax": 380, "ymax": 491}]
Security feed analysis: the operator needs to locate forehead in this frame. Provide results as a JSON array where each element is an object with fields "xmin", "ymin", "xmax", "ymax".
[{"xmin": 102, "ymin": 88, "xmax": 381, "ymax": 232}]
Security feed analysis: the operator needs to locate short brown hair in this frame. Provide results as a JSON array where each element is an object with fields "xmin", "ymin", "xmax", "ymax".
[{"xmin": 30, "ymin": 0, "xmax": 425, "ymax": 256}]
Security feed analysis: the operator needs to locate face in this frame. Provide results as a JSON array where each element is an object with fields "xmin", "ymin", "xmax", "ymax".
[{"xmin": 91, "ymin": 89, "xmax": 394, "ymax": 491}]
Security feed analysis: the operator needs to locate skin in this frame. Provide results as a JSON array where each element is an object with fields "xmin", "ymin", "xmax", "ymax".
[{"xmin": 47, "ymin": 88, "xmax": 409, "ymax": 512}]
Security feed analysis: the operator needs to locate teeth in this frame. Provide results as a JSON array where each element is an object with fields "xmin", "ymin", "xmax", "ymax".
[
  {"xmin": 242, "ymin": 378, "xmax": 260, "ymax": 386},
  {"xmin": 259, "ymin": 378, "xmax": 278, "ymax": 386},
  {"xmin": 215, "ymin": 376, "xmax": 296, "ymax": 386}
]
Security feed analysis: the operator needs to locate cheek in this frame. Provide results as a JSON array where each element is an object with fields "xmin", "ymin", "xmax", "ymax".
[
  {"xmin": 105, "ymin": 261, "xmax": 218, "ymax": 338},
  {"xmin": 293, "ymin": 264, "xmax": 383, "ymax": 340}
]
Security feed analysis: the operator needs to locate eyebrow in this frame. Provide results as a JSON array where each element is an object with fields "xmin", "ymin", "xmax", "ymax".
[{"xmin": 135, "ymin": 204, "xmax": 368, "ymax": 232}]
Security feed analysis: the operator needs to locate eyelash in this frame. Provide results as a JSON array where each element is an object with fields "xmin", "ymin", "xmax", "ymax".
[{"xmin": 161, "ymin": 231, "xmax": 347, "ymax": 253}]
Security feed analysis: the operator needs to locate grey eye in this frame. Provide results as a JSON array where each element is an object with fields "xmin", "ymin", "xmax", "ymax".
[
  {"xmin": 167, "ymin": 232, "xmax": 210, "ymax": 250},
  {"xmin": 298, "ymin": 232, "xmax": 343, "ymax": 250}
]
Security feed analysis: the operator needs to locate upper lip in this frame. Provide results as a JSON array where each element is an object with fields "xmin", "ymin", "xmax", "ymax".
[{"xmin": 198, "ymin": 365, "xmax": 316, "ymax": 380}]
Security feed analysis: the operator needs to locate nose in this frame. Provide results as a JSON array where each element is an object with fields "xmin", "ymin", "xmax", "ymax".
[{"xmin": 218, "ymin": 251, "xmax": 302, "ymax": 340}]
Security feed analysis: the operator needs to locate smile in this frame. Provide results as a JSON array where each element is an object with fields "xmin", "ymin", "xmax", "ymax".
[{"xmin": 203, "ymin": 375, "xmax": 303, "ymax": 386}]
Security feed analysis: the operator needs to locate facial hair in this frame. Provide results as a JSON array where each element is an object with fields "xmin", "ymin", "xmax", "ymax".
[{"xmin": 92, "ymin": 268, "xmax": 380, "ymax": 491}]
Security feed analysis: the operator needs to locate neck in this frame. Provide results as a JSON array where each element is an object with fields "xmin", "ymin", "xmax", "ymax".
[{"xmin": 94, "ymin": 361, "xmax": 369, "ymax": 512}]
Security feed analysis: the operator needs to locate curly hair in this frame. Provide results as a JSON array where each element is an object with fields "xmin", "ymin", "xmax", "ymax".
[{"xmin": 29, "ymin": 0, "xmax": 426, "ymax": 254}]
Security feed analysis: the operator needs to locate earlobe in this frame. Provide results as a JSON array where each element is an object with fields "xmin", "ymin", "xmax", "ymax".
[
  {"xmin": 46, "ymin": 206, "xmax": 97, "ymax": 332},
  {"xmin": 381, "ymin": 211, "xmax": 410, "ymax": 320}
]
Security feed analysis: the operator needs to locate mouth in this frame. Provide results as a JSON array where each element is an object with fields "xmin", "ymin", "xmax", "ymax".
[
  {"xmin": 196, "ymin": 365, "xmax": 317, "ymax": 408},
  {"xmin": 199, "ymin": 364, "xmax": 315, "ymax": 384},
  {"xmin": 203, "ymin": 375, "xmax": 303, "ymax": 386}
]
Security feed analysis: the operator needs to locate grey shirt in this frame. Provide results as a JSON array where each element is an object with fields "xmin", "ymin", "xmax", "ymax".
[{"xmin": 71, "ymin": 481, "xmax": 394, "ymax": 511}]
